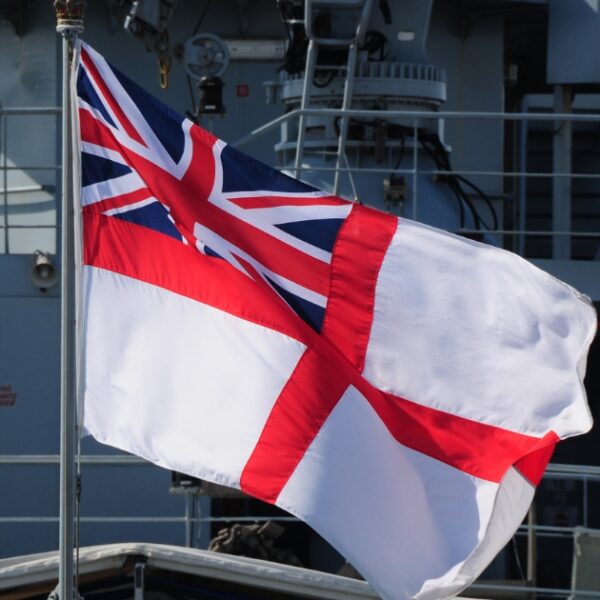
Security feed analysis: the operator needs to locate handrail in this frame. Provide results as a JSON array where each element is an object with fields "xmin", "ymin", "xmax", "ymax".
[
  {"xmin": 1, "ymin": 455, "xmax": 599, "ymax": 596},
  {"xmin": 1, "ymin": 107, "xmax": 61, "ymax": 254},
  {"xmin": 0, "ymin": 454, "xmax": 148, "ymax": 464},
  {"xmin": 233, "ymin": 107, "xmax": 600, "ymax": 147},
  {"xmin": 0, "ymin": 107, "xmax": 61, "ymax": 116},
  {"xmin": 3, "ymin": 455, "xmax": 600, "ymax": 476},
  {"xmin": 0, "ymin": 516, "xmax": 299, "ymax": 524},
  {"xmin": 470, "ymin": 583, "xmax": 600, "ymax": 599},
  {"xmin": 546, "ymin": 463, "xmax": 600, "ymax": 477},
  {"xmin": 4, "ymin": 106, "xmax": 600, "ymax": 257}
]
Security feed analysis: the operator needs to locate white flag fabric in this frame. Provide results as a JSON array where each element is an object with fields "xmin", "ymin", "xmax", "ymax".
[{"xmin": 75, "ymin": 41, "xmax": 596, "ymax": 600}]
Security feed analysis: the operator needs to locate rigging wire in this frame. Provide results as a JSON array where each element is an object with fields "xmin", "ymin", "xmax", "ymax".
[
  {"xmin": 192, "ymin": 0, "xmax": 215, "ymax": 36},
  {"xmin": 343, "ymin": 151, "xmax": 359, "ymax": 202},
  {"xmin": 186, "ymin": 74, "xmax": 197, "ymax": 118},
  {"xmin": 382, "ymin": 123, "xmax": 498, "ymax": 231}
]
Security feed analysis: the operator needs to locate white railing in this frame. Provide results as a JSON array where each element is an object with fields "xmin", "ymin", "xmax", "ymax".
[
  {"xmin": 3, "ymin": 106, "xmax": 600, "ymax": 259},
  {"xmin": 1, "ymin": 454, "xmax": 599, "ymax": 598},
  {"xmin": 236, "ymin": 107, "xmax": 600, "ymax": 261},
  {"xmin": 0, "ymin": 107, "xmax": 61, "ymax": 255}
]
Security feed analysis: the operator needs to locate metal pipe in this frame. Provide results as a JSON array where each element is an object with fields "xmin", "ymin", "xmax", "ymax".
[
  {"xmin": 469, "ymin": 583, "xmax": 600, "ymax": 598},
  {"xmin": 4, "ymin": 455, "xmax": 600, "ymax": 474},
  {"xmin": 527, "ymin": 503, "xmax": 537, "ymax": 597},
  {"xmin": 276, "ymin": 160, "xmax": 600, "ymax": 177},
  {"xmin": 185, "ymin": 493, "xmax": 193, "ymax": 547},
  {"xmin": 0, "ymin": 515, "xmax": 301, "ymax": 523},
  {"xmin": 0, "ymin": 107, "xmax": 61, "ymax": 115},
  {"xmin": 296, "ymin": 108, "xmax": 600, "ymax": 122},
  {"xmin": 583, "ymin": 477, "xmax": 589, "ymax": 528},
  {"xmin": 0, "ymin": 454, "xmax": 150, "ymax": 465},
  {"xmin": 10, "ymin": 161, "xmax": 600, "ymax": 183},
  {"xmin": 515, "ymin": 531, "xmax": 582, "ymax": 540},
  {"xmin": 412, "ymin": 118, "xmax": 419, "ymax": 220},
  {"xmin": 293, "ymin": 40, "xmax": 317, "ymax": 178},
  {"xmin": 546, "ymin": 463, "xmax": 600, "ymax": 476},
  {"xmin": 332, "ymin": 42, "xmax": 358, "ymax": 195},
  {"xmin": 553, "ymin": 85, "xmax": 572, "ymax": 259},
  {"xmin": 456, "ymin": 230, "xmax": 600, "ymax": 238},
  {"xmin": 519, "ymin": 524, "xmax": 599, "ymax": 533},
  {"xmin": 0, "ymin": 225, "xmax": 60, "ymax": 230},
  {"xmin": 0, "ymin": 165, "xmax": 61, "ymax": 171},
  {"xmin": 3, "ymin": 105, "xmax": 594, "ymax": 121},
  {"xmin": 2, "ymin": 113, "xmax": 7, "ymax": 254},
  {"xmin": 0, "ymin": 185, "xmax": 55, "ymax": 193},
  {"xmin": 58, "ymin": 27, "xmax": 78, "ymax": 600},
  {"xmin": 235, "ymin": 108, "xmax": 600, "ymax": 148},
  {"xmin": 4, "ymin": 516, "xmax": 594, "ymax": 528},
  {"xmin": 517, "ymin": 96, "xmax": 529, "ymax": 256},
  {"xmin": 55, "ymin": 4, "xmax": 84, "ymax": 595},
  {"xmin": 276, "ymin": 164, "xmax": 600, "ymax": 179},
  {"xmin": 134, "ymin": 562, "xmax": 145, "ymax": 600}
]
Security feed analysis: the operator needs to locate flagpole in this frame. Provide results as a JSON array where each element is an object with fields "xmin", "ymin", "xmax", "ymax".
[{"xmin": 54, "ymin": 2, "xmax": 84, "ymax": 599}]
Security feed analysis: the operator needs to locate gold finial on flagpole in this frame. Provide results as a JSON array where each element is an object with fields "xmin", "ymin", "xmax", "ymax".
[{"xmin": 54, "ymin": 0, "xmax": 85, "ymax": 34}]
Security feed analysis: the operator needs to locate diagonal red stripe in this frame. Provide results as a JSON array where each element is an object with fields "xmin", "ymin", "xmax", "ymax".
[
  {"xmin": 83, "ymin": 211, "xmax": 312, "ymax": 342},
  {"xmin": 240, "ymin": 348, "xmax": 349, "ymax": 503},
  {"xmin": 514, "ymin": 437, "xmax": 558, "ymax": 486},
  {"xmin": 193, "ymin": 200, "xmax": 331, "ymax": 297},
  {"xmin": 228, "ymin": 194, "xmax": 347, "ymax": 209},
  {"xmin": 356, "ymin": 377, "xmax": 558, "ymax": 485},
  {"xmin": 79, "ymin": 109, "xmax": 331, "ymax": 297},
  {"xmin": 80, "ymin": 48, "xmax": 146, "ymax": 146}
]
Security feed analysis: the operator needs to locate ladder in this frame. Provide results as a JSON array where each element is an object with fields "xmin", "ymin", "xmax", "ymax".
[{"xmin": 294, "ymin": 0, "xmax": 374, "ymax": 196}]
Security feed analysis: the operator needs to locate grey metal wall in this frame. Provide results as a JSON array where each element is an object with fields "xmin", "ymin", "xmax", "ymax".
[
  {"xmin": 428, "ymin": 1, "xmax": 505, "ymax": 192},
  {"xmin": 1, "ymin": 0, "xmax": 597, "ymax": 564},
  {"xmin": 0, "ymin": 0, "xmax": 522, "ymax": 560}
]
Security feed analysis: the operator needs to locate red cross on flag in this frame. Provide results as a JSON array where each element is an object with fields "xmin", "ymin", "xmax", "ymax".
[{"xmin": 75, "ymin": 41, "xmax": 596, "ymax": 600}]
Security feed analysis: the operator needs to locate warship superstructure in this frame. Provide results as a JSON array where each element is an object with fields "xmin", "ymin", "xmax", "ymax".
[{"xmin": 1, "ymin": 1, "xmax": 599, "ymax": 597}]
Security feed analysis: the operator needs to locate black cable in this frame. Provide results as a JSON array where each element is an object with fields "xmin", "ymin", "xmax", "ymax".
[
  {"xmin": 417, "ymin": 131, "xmax": 499, "ymax": 231},
  {"xmin": 420, "ymin": 136, "xmax": 482, "ymax": 230},
  {"xmin": 379, "ymin": 0, "xmax": 392, "ymax": 24},
  {"xmin": 331, "ymin": 118, "xmax": 491, "ymax": 231},
  {"xmin": 451, "ymin": 182, "xmax": 467, "ymax": 229},
  {"xmin": 192, "ymin": 0, "xmax": 215, "ymax": 35},
  {"xmin": 313, "ymin": 68, "xmax": 338, "ymax": 88},
  {"xmin": 454, "ymin": 173, "xmax": 499, "ymax": 231},
  {"xmin": 360, "ymin": 31, "xmax": 389, "ymax": 61},
  {"xmin": 392, "ymin": 136, "xmax": 405, "ymax": 171},
  {"xmin": 186, "ymin": 74, "xmax": 196, "ymax": 115},
  {"xmin": 278, "ymin": 25, "xmax": 308, "ymax": 74},
  {"xmin": 277, "ymin": 0, "xmax": 292, "ymax": 43},
  {"xmin": 333, "ymin": 116, "xmax": 373, "ymax": 137}
]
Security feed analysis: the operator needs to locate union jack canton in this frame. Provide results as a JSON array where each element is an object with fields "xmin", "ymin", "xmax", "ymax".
[{"xmin": 77, "ymin": 41, "xmax": 352, "ymax": 332}]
